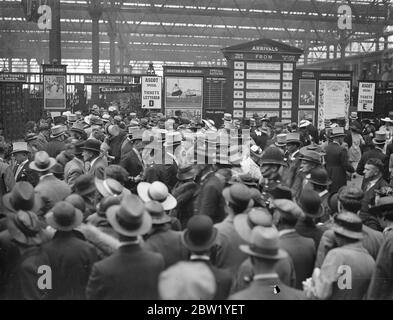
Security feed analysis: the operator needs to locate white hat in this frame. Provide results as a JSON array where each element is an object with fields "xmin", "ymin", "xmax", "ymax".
[{"xmin": 299, "ymin": 120, "xmax": 311, "ymax": 128}]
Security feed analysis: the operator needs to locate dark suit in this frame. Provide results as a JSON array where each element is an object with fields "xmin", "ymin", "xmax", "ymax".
[
  {"xmin": 120, "ymin": 147, "xmax": 144, "ymax": 178},
  {"xmin": 357, "ymin": 147, "xmax": 389, "ymax": 180},
  {"xmin": 325, "ymin": 142, "xmax": 354, "ymax": 193},
  {"xmin": 229, "ymin": 276, "xmax": 305, "ymax": 300},
  {"xmin": 250, "ymin": 129, "xmax": 269, "ymax": 150},
  {"xmin": 195, "ymin": 174, "xmax": 226, "ymax": 224},
  {"xmin": 143, "ymin": 225, "xmax": 188, "ymax": 268},
  {"xmin": 295, "ymin": 218, "xmax": 328, "ymax": 250},
  {"xmin": 14, "ymin": 161, "xmax": 38, "ymax": 187},
  {"xmin": 46, "ymin": 140, "xmax": 66, "ymax": 158},
  {"xmin": 280, "ymin": 230, "xmax": 316, "ymax": 289},
  {"xmin": 40, "ymin": 231, "xmax": 99, "ymax": 299},
  {"xmin": 361, "ymin": 176, "xmax": 389, "ymax": 213},
  {"xmin": 86, "ymin": 243, "xmax": 165, "ymax": 300}
]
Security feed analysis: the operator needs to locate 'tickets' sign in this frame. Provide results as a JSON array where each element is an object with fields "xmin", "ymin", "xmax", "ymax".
[
  {"xmin": 357, "ymin": 82, "xmax": 375, "ymax": 112},
  {"xmin": 141, "ymin": 76, "xmax": 162, "ymax": 109}
]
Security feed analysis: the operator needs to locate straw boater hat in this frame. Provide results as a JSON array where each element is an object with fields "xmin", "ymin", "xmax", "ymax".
[
  {"xmin": 106, "ymin": 194, "xmax": 152, "ymax": 237},
  {"xmin": 222, "ymin": 113, "xmax": 233, "ymax": 122},
  {"xmin": 275, "ymin": 134, "xmax": 287, "ymax": 147},
  {"xmin": 29, "ymin": 151, "xmax": 56, "ymax": 172},
  {"xmin": 286, "ymin": 132, "xmax": 301, "ymax": 145},
  {"xmin": 381, "ymin": 117, "xmax": 393, "ymax": 123},
  {"xmin": 373, "ymin": 131, "xmax": 387, "ymax": 145},
  {"xmin": 11, "ymin": 142, "xmax": 29, "ymax": 154},
  {"xmin": 50, "ymin": 125, "xmax": 67, "ymax": 139},
  {"xmin": 46, "ymin": 201, "xmax": 83, "ymax": 232},
  {"xmin": 94, "ymin": 177, "xmax": 131, "ymax": 198},
  {"xmin": 239, "ymin": 226, "xmax": 288, "ymax": 260},
  {"xmin": 368, "ymin": 196, "xmax": 393, "ymax": 216},
  {"xmin": 332, "ymin": 212, "xmax": 363, "ymax": 240},
  {"xmin": 137, "ymin": 181, "xmax": 177, "ymax": 211},
  {"xmin": 330, "ymin": 126, "xmax": 345, "ymax": 138}
]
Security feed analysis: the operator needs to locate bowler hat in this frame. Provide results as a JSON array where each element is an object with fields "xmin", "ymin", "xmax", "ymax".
[
  {"xmin": 298, "ymin": 190, "xmax": 323, "ymax": 218},
  {"xmin": 106, "ymin": 194, "xmax": 152, "ymax": 237},
  {"xmin": 239, "ymin": 226, "xmax": 288, "ymax": 260},
  {"xmin": 222, "ymin": 183, "xmax": 253, "ymax": 208},
  {"xmin": 234, "ymin": 207, "xmax": 273, "ymax": 242},
  {"xmin": 145, "ymin": 201, "xmax": 171, "ymax": 225},
  {"xmin": 332, "ymin": 212, "xmax": 363, "ymax": 240},
  {"xmin": 308, "ymin": 167, "xmax": 331, "ymax": 186},
  {"xmin": 137, "ymin": 181, "xmax": 177, "ymax": 211},
  {"xmin": 275, "ymin": 134, "xmax": 287, "ymax": 147},
  {"xmin": 260, "ymin": 146, "xmax": 285, "ymax": 166},
  {"xmin": 3, "ymin": 181, "xmax": 42, "ymax": 213},
  {"xmin": 50, "ymin": 125, "xmax": 67, "ymax": 139},
  {"xmin": 29, "ymin": 151, "xmax": 56, "ymax": 172},
  {"xmin": 368, "ymin": 196, "xmax": 393, "ymax": 216},
  {"xmin": 81, "ymin": 139, "xmax": 101, "ymax": 153},
  {"xmin": 73, "ymin": 174, "xmax": 96, "ymax": 196},
  {"xmin": 11, "ymin": 141, "xmax": 29, "ymax": 154},
  {"xmin": 373, "ymin": 131, "xmax": 387, "ymax": 145},
  {"xmin": 7, "ymin": 210, "xmax": 44, "ymax": 246},
  {"xmin": 181, "ymin": 215, "xmax": 218, "ymax": 252},
  {"xmin": 46, "ymin": 201, "xmax": 83, "ymax": 232}
]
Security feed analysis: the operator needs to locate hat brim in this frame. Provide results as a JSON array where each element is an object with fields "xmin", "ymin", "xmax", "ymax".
[
  {"xmin": 29, "ymin": 157, "xmax": 57, "ymax": 172},
  {"xmin": 70, "ymin": 128, "xmax": 85, "ymax": 135},
  {"xmin": 368, "ymin": 203, "xmax": 393, "ymax": 215},
  {"xmin": 298, "ymin": 156, "xmax": 321, "ymax": 165},
  {"xmin": 45, "ymin": 208, "xmax": 83, "ymax": 232},
  {"xmin": 372, "ymin": 139, "xmax": 386, "ymax": 145},
  {"xmin": 308, "ymin": 178, "xmax": 332, "ymax": 186},
  {"xmin": 50, "ymin": 132, "xmax": 67, "ymax": 139},
  {"xmin": 80, "ymin": 146, "xmax": 101, "ymax": 153},
  {"xmin": 332, "ymin": 225, "xmax": 363, "ymax": 240},
  {"xmin": 286, "ymin": 140, "xmax": 301, "ymax": 145},
  {"xmin": 6, "ymin": 216, "xmax": 43, "ymax": 246},
  {"xmin": 11, "ymin": 149, "xmax": 30, "ymax": 154},
  {"xmin": 106, "ymin": 205, "xmax": 152, "ymax": 237},
  {"xmin": 275, "ymin": 142, "xmax": 286, "ymax": 147},
  {"xmin": 151, "ymin": 214, "xmax": 172, "ymax": 225},
  {"xmin": 222, "ymin": 188, "xmax": 254, "ymax": 208},
  {"xmin": 137, "ymin": 182, "xmax": 177, "ymax": 211},
  {"xmin": 181, "ymin": 227, "xmax": 218, "ymax": 252},
  {"xmin": 2, "ymin": 193, "xmax": 43, "ymax": 214},
  {"xmin": 239, "ymin": 244, "xmax": 288, "ymax": 260}
]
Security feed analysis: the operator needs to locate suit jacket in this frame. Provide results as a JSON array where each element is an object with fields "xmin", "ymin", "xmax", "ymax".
[
  {"xmin": 213, "ymin": 217, "xmax": 247, "ymax": 274},
  {"xmin": 195, "ymin": 174, "xmax": 226, "ymax": 224},
  {"xmin": 14, "ymin": 161, "xmax": 38, "ymax": 186},
  {"xmin": 361, "ymin": 176, "xmax": 388, "ymax": 213},
  {"xmin": 40, "ymin": 231, "xmax": 99, "ymax": 300},
  {"xmin": 280, "ymin": 230, "xmax": 316, "ymax": 289},
  {"xmin": 64, "ymin": 157, "xmax": 85, "ymax": 188},
  {"xmin": 229, "ymin": 276, "xmax": 305, "ymax": 300},
  {"xmin": 108, "ymin": 131, "xmax": 127, "ymax": 164},
  {"xmin": 357, "ymin": 147, "xmax": 389, "ymax": 180},
  {"xmin": 35, "ymin": 174, "xmax": 72, "ymax": 215},
  {"xmin": 88, "ymin": 156, "xmax": 107, "ymax": 180},
  {"xmin": 86, "ymin": 243, "xmax": 164, "ymax": 300},
  {"xmin": 144, "ymin": 164, "xmax": 170, "ymax": 187},
  {"xmin": 120, "ymin": 147, "xmax": 144, "ymax": 178},
  {"xmin": 46, "ymin": 140, "xmax": 66, "ymax": 158},
  {"xmin": 295, "ymin": 218, "xmax": 328, "ymax": 250},
  {"xmin": 325, "ymin": 142, "xmax": 354, "ymax": 193},
  {"xmin": 143, "ymin": 225, "xmax": 188, "ymax": 268}
]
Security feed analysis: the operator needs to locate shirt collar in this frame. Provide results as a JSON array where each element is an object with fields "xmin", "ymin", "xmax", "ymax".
[
  {"xmin": 190, "ymin": 254, "xmax": 210, "ymax": 261},
  {"xmin": 18, "ymin": 159, "xmax": 29, "ymax": 166},
  {"xmin": 319, "ymin": 190, "xmax": 329, "ymax": 197},
  {"xmin": 120, "ymin": 239, "xmax": 140, "ymax": 246},
  {"xmin": 40, "ymin": 173, "xmax": 53, "ymax": 180},
  {"xmin": 279, "ymin": 229, "xmax": 296, "ymax": 237},
  {"xmin": 253, "ymin": 273, "xmax": 279, "ymax": 281}
]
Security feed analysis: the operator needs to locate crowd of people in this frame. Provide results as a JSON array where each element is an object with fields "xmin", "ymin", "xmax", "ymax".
[{"xmin": 0, "ymin": 104, "xmax": 392, "ymax": 300}]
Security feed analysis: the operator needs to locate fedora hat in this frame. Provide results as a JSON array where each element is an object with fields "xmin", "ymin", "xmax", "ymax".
[
  {"xmin": 50, "ymin": 125, "xmax": 67, "ymax": 139},
  {"xmin": 29, "ymin": 151, "xmax": 56, "ymax": 172},
  {"xmin": 73, "ymin": 174, "xmax": 96, "ymax": 196},
  {"xmin": 74, "ymin": 140, "xmax": 85, "ymax": 155},
  {"xmin": 95, "ymin": 177, "xmax": 131, "ymax": 198},
  {"xmin": 286, "ymin": 132, "xmax": 301, "ymax": 145},
  {"xmin": 222, "ymin": 183, "xmax": 253, "ymax": 208},
  {"xmin": 235, "ymin": 173, "xmax": 258, "ymax": 188},
  {"xmin": 381, "ymin": 117, "xmax": 393, "ymax": 123},
  {"xmin": 330, "ymin": 126, "xmax": 345, "ymax": 138},
  {"xmin": 234, "ymin": 207, "xmax": 273, "ymax": 242},
  {"xmin": 145, "ymin": 200, "xmax": 171, "ymax": 225},
  {"xmin": 70, "ymin": 121, "xmax": 86, "ymax": 135},
  {"xmin": 368, "ymin": 196, "xmax": 393, "ymax": 215},
  {"xmin": 65, "ymin": 194, "xmax": 86, "ymax": 213},
  {"xmin": 298, "ymin": 149, "xmax": 322, "ymax": 165},
  {"xmin": 3, "ymin": 181, "xmax": 42, "ymax": 213},
  {"xmin": 7, "ymin": 210, "xmax": 44, "ymax": 246},
  {"xmin": 96, "ymin": 195, "xmax": 121, "ymax": 218},
  {"xmin": 373, "ymin": 131, "xmax": 387, "ymax": 145},
  {"xmin": 46, "ymin": 201, "xmax": 83, "ymax": 232},
  {"xmin": 81, "ymin": 139, "xmax": 101, "ymax": 153},
  {"xmin": 240, "ymin": 226, "xmax": 288, "ymax": 260},
  {"xmin": 11, "ymin": 141, "xmax": 29, "ymax": 154},
  {"xmin": 106, "ymin": 194, "xmax": 152, "ymax": 237},
  {"xmin": 308, "ymin": 167, "xmax": 331, "ymax": 186},
  {"xmin": 272, "ymin": 199, "xmax": 304, "ymax": 220},
  {"xmin": 181, "ymin": 215, "xmax": 218, "ymax": 253},
  {"xmin": 332, "ymin": 212, "xmax": 363, "ymax": 240},
  {"xmin": 260, "ymin": 146, "xmax": 285, "ymax": 166},
  {"xmin": 350, "ymin": 112, "xmax": 358, "ymax": 120},
  {"xmin": 275, "ymin": 134, "xmax": 287, "ymax": 147},
  {"xmin": 298, "ymin": 190, "xmax": 323, "ymax": 218},
  {"xmin": 137, "ymin": 181, "xmax": 177, "ymax": 211},
  {"xmin": 176, "ymin": 165, "xmax": 197, "ymax": 181},
  {"xmin": 222, "ymin": 113, "xmax": 232, "ymax": 122}
]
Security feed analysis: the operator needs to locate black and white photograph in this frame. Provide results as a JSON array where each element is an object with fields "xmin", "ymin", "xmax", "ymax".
[{"xmin": 299, "ymin": 79, "xmax": 316, "ymax": 108}]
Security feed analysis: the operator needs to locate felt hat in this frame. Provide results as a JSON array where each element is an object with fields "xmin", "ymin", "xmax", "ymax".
[
  {"xmin": 176, "ymin": 165, "xmax": 197, "ymax": 181},
  {"xmin": 269, "ymin": 185, "xmax": 293, "ymax": 200},
  {"xmin": 330, "ymin": 126, "xmax": 345, "ymax": 138},
  {"xmin": 332, "ymin": 212, "xmax": 363, "ymax": 240},
  {"xmin": 65, "ymin": 194, "xmax": 86, "ymax": 213},
  {"xmin": 73, "ymin": 174, "xmax": 96, "ymax": 196},
  {"xmin": 7, "ymin": 210, "xmax": 44, "ymax": 246},
  {"xmin": 234, "ymin": 207, "xmax": 273, "ymax": 242},
  {"xmin": 222, "ymin": 183, "xmax": 253, "ymax": 208},
  {"xmin": 145, "ymin": 200, "xmax": 171, "ymax": 225},
  {"xmin": 286, "ymin": 132, "xmax": 301, "ymax": 145},
  {"xmin": 298, "ymin": 149, "xmax": 322, "ymax": 165},
  {"xmin": 181, "ymin": 215, "xmax": 218, "ymax": 252},
  {"xmin": 3, "ymin": 181, "xmax": 42, "ymax": 213},
  {"xmin": 29, "ymin": 151, "xmax": 56, "ymax": 172},
  {"xmin": 308, "ymin": 167, "xmax": 331, "ymax": 186},
  {"xmin": 25, "ymin": 133, "xmax": 38, "ymax": 143},
  {"xmin": 239, "ymin": 226, "xmax": 288, "ymax": 260},
  {"xmin": 272, "ymin": 199, "xmax": 304, "ymax": 220},
  {"xmin": 70, "ymin": 121, "xmax": 86, "ymax": 135},
  {"xmin": 368, "ymin": 196, "xmax": 393, "ymax": 215},
  {"xmin": 137, "ymin": 181, "xmax": 177, "ymax": 211},
  {"xmin": 46, "ymin": 201, "xmax": 83, "ymax": 232},
  {"xmin": 298, "ymin": 190, "xmax": 324, "ymax": 218},
  {"xmin": 80, "ymin": 139, "xmax": 101, "ymax": 153},
  {"xmin": 106, "ymin": 194, "xmax": 152, "ymax": 237},
  {"xmin": 260, "ymin": 146, "xmax": 285, "ymax": 166}
]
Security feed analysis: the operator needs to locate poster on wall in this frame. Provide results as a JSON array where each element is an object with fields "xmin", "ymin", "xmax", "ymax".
[
  {"xmin": 357, "ymin": 82, "xmax": 375, "ymax": 112},
  {"xmin": 298, "ymin": 110, "xmax": 315, "ymax": 124},
  {"xmin": 44, "ymin": 75, "xmax": 66, "ymax": 110},
  {"xmin": 141, "ymin": 76, "xmax": 162, "ymax": 109},
  {"xmin": 165, "ymin": 77, "xmax": 203, "ymax": 119},
  {"xmin": 298, "ymin": 79, "xmax": 316, "ymax": 109},
  {"xmin": 318, "ymin": 80, "xmax": 350, "ymax": 129}
]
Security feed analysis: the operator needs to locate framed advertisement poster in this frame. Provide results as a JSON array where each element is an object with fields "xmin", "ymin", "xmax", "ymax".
[
  {"xmin": 298, "ymin": 110, "xmax": 315, "ymax": 124},
  {"xmin": 44, "ymin": 75, "xmax": 66, "ymax": 110},
  {"xmin": 298, "ymin": 79, "xmax": 316, "ymax": 109},
  {"xmin": 357, "ymin": 82, "xmax": 375, "ymax": 112}
]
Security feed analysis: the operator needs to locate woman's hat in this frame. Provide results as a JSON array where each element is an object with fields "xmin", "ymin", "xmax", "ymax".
[
  {"xmin": 239, "ymin": 226, "xmax": 288, "ymax": 260},
  {"xmin": 11, "ymin": 141, "xmax": 29, "ymax": 154},
  {"xmin": 181, "ymin": 215, "xmax": 218, "ymax": 253},
  {"xmin": 29, "ymin": 151, "xmax": 57, "ymax": 172},
  {"xmin": 73, "ymin": 174, "xmax": 96, "ymax": 196},
  {"xmin": 7, "ymin": 210, "xmax": 44, "ymax": 246},
  {"xmin": 81, "ymin": 139, "xmax": 101, "ymax": 153},
  {"xmin": 202, "ymin": 119, "xmax": 217, "ymax": 132},
  {"xmin": 106, "ymin": 194, "xmax": 152, "ymax": 237},
  {"xmin": 373, "ymin": 131, "xmax": 387, "ymax": 145},
  {"xmin": 50, "ymin": 125, "xmax": 67, "ymax": 139},
  {"xmin": 45, "ymin": 201, "xmax": 83, "ymax": 232},
  {"xmin": 145, "ymin": 201, "xmax": 171, "ymax": 225},
  {"xmin": 3, "ymin": 181, "xmax": 42, "ymax": 213},
  {"xmin": 332, "ymin": 212, "xmax": 363, "ymax": 240},
  {"xmin": 137, "ymin": 181, "xmax": 177, "ymax": 211},
  {"xmin": 234, "ymin": 207, "xmax": 273, "ymax": 242}
]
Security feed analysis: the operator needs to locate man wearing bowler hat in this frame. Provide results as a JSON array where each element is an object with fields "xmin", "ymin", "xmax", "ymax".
[
  {"xmin": 229, "ymin": 227, "xmax": 305, "ymax": 300},
  {"xmin": 181, "ymin": 215, "xmax": 232, "ymax": 300},
  {"xmin": 324, "ymin": 127, "xmax": 355, "ymax": 193},
  {"xmin": 11, "ymin": 142, "xmax": 38, "ymax": 187},
  {"xmin": 86, "ymin": 194, "xmax": 165, "ymax": 300},
  {"xmin": 81, "ymin": 139, "xmax": 107, "ymax": 180}
]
